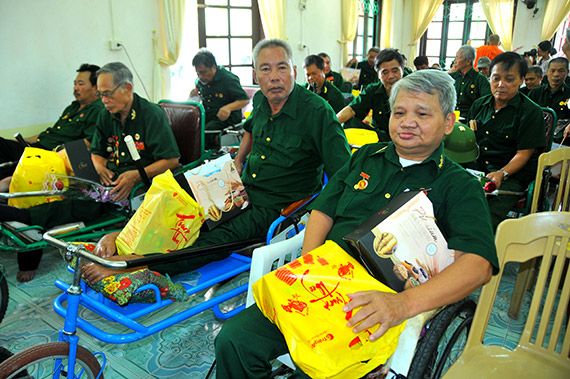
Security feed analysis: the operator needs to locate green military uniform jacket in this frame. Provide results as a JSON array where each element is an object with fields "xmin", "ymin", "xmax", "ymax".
[
  {"xmin": 242, "ymin": 84, "xmax": 350, "ymax": 210},
  {"xmin": 325, "ymin": 70, "xmax": 345, "ymax": 91},
  {"xmin": 310, "ymin": 142, "xmax": 499, "ymax": 272},
  {"xmin": 306, "ymin": 80, "xmax": 345, "ymax": 113},
  {"xmin": 36, "ymin": 99, "xmax": 104, "ymax": 150},
  {"xmin": 349, "ymin": 81, "xmax": 391, "ymax": 141},
  {"xmin": 196, "ymin": 66, "xmax": 249, "ymax": 125},
  {"xmin": 469, "ymin": 93, "xmax": 546, "ymax": 185},
  {"xmin": 403, "ymin": 66, "xmax": 413, "ymax": 77},
  {"xmin": 450, "ymin": 68, "xmax": 491, "ymax": 118},
  {"xmin": 91, "ymin": 93, "xmax": 180, "ymax": 175},
  {"xmin": 357, "ymin": 60, "xmax": 378, "ymax": 89},
  {"xmin": 528, "ymin": 83, "xmax": 570, "ymax": 121}
]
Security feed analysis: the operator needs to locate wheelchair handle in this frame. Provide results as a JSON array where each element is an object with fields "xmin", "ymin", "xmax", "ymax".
[
  {"xmin": 42, "ymin": 231, "xmax": 127, "ymax": 269},
  {"xmin": 0, "ymin": 190, "xmax": 66, "ymax": 199}
]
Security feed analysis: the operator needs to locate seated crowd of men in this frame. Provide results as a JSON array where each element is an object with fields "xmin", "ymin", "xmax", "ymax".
[{"xmin": 1, "ymin": 35, "xmax": 569, "ymax": 378}]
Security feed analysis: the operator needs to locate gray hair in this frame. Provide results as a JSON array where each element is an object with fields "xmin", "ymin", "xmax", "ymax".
[
  {"xmin": 457, "ymin": 45, "xmax": 475, "ymax": 64},
  {"xmin": 96, "ymin": 62, "xmax": 133, "ymax": 86},
  {"xmin": 252, "ymin": 39, "xmax": 293, "ymax": 68},
  {"xmin": 389, "ymin": 69, "xmax": 457, "ymax": 116}
]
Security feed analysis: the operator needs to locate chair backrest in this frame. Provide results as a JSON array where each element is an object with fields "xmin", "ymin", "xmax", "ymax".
[
  {"xmin": 542, "ymin": 107, "xmax": 557, "ymax": 152},
  {"xmin": 465, "ymin": 212, "xmax": 570, "ymax": 360},
  {"xmin": 530, "ymin": 148, "xmax": 570, "ymax": 213},
  {"xmin": 158, "ymin": 100, "xmax": 205, "ymax": 166},
  {"xmin": 245, "ymin": 229, "xmax": 305, "ymax": 307}
]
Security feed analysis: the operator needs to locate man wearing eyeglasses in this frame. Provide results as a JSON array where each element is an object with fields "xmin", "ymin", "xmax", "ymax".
[
  {"xmin": 90, "ymin": 62, "xmax": 180, "ymax": 201},
  {"xmin": 0, "ymin": 63, "xmax": 103, "ymax": 179}
]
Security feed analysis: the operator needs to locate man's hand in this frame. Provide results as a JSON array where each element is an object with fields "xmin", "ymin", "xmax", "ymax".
[
  {"xmin": 94, "ymin": 231, "xmax": 120, "ymax": 258},
  {"xmin": 217, "ymin": 106, "xmax": 232, "ymax": 121},
  {"xmin": 93, "ymin": 159, "xmax": 115, "ymax": 186},
  {"xmin": 190, "ymin": 88, "xmax": 199, "ymax": 98},
  {"xmin": 110, "ymin": 170, "xmax": 140, "ymax": 201},
  {"xmin": 344, "ymin": 290, "xmax": 410, "ymax": 341},
  {"xmin": 563, "ymin": 123, "xmax": 570, "ymax": 140},
  {"xmin": 468, "ymin": 120, "xmax": 478, "ymax": 131},
  {"xmin": 486, "ymin": 171, "xmax": 505, "ymax": 189}
]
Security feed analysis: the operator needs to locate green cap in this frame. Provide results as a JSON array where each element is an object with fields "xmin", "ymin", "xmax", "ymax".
[{"xmin": 444, "ymin": 122, "xmax": 479, "ymax": 164}]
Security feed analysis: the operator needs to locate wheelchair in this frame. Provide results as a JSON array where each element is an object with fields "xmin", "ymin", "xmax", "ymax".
[{"xmin": 234, "ymin": 230, "xmax": 477, "ymax": 379}]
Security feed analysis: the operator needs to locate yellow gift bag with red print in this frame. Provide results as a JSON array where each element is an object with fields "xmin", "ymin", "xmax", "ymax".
[
  {"xmin": 253, "ymin": 241, "xmax": 406, "ymax": 379},
  {"xmin": 116, "ymin": 170, "xmax": 205, "ymax": 256},
  {"xmin": 8, "ymin": 147, "xmax": 68, "ymax": 208}
]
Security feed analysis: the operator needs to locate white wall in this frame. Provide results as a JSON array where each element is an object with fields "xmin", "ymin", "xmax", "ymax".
[
  {"xmin": 512, "ymin": 0, "xmax": 547, "ymax": 53},
  {"xmin": 285, "ymin": 0, "xmax": 343, "ymax": 80},
  {"xmin": 0, "ymin": 0, "xmax": 159, "ymax": 134}
]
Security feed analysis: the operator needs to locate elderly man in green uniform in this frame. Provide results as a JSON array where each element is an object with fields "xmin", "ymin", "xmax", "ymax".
[
  {"xmin": 190, "ymin": 49, "xmax": 250, "ymax": 149},
  {"xmin": 91, "ymin": 62, "xmax": 180, "ymax": 202},
  {"xmin": 215, "ymin": 69, "xmax": 498, "ymax": 379},
  {"xmin": 0, "ymin": 63, "xmax": 103, "ymax": 179},
  {"xmin": 347, "ymin": 47, "xmax": 381, "ymax": 89},
  {"xmin": 318, "ymin": 52, "xmax": 346, "ymax": 91},
  {"xmin": 304, "ymin": 54, "xmax": 345, "ymax": 113},
  {"xmin": 337, "ymin": 49, "xmax": 404, "ymax": 141},
  {"xmin": 450, "ymin": 45, "xmax": 491, "ymax": 119},
  {"xmin": 81, "ymin": 39, "xmax": 351, "ymax": 283},
  {"xmin": 0, "ymin": 62, "xmax": 180, "ymax": 282},
  {"xmin": 528, "ymin": 57, "xmax": 570, "ymax": 128},
  {"xmin": 469, "ymin": 52, "xmax": 546, "ymax": 230}
]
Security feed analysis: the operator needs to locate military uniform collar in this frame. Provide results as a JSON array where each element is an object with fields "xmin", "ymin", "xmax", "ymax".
[
  {"xmin": 548, "ymin": 82, "xmax": 570, "ymax": 95},
  {"xmin": 211, "ymin": 66, "xmax": 224, "ymax": 84},
  {"xmin": 259, "ymin": 83, "xmax": 300, "ymax": 119},
  {"xmin": 481, "ymin": 91, "xmax": 522, "ymax": 109},
  {"xmin": 371, "ymin": 142, "xmax": 446, "ymax": 172}
]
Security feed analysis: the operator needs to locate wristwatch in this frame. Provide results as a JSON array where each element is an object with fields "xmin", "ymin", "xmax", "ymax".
[{"xmin": 499, "ymin": 169, "xmax": 510, "ymax": 180}]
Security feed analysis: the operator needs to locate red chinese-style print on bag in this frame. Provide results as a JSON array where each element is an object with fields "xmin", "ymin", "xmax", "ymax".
[
  {"xmin": 281, "ymin": 295, "xmax": 309, "ymax": 316},
  {"xmin": 275, "ymin": 267, "xmax": 298, "ymax": 286},
  {"xmin": 337, "ymin": 262, "xmax": 355, "ymax": 279},
  {"xmin": 168, "ymin": 213, "xmax": 198, "ymax": 251},
  {"xmin": 301, "ymin": 274, "xmax": 350, "ymax": 311}
]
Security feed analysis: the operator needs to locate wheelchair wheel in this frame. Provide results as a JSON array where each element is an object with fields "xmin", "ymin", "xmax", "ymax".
[
  {"xmin": 407, "ymin": 299, "xmax": 476, "ymax": 379},
  {"xmin": 0, "ymin": 267, "xmax": 8, "ymax": 325},
  {"xmin": 0, "ymin": 342, "xmax": 102, "ymax": 379}
]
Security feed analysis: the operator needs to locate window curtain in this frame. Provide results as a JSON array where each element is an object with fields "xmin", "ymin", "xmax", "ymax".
[
  {"xmin": 541, "ymin": 0, "xmax": 570, "ymax": 41},
  {"xmin": 258, "ymin": 0, "xmax": 286, "ymax": 39},
  {"xmin": 406, "ymin": 0, "xmax": 441, "ymax": 62},
  {"xmin": 339, "ymin": 0, "xmax": 359, "ymax": 63},
  {"xmin": 380, "ymin": 0, "xmax": 393, "ymax": 48},
  {"xmin": 480, "ymin": 0, "xmax": 514, "ymax": 51},
  {"xmin": 154, "ymin": 0, "xmax": 186, "ymax": 101}
]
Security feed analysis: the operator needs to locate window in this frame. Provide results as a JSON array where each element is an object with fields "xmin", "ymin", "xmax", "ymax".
[
  {"xmin": 351, "ymin": 0, "xmax": 379, "ymax": 62},
  {"xmin": 197, "ymin": 0, "xmax": 262, "ymax": 85},
  {"xmin": 419, "ymin": 0, "xmax": 490, "ymax": 69}
]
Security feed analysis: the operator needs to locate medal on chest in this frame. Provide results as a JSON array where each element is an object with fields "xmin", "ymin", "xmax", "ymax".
[{"xmin": 354, "ymin": 172, "xmax": 370, "ymax": 190}]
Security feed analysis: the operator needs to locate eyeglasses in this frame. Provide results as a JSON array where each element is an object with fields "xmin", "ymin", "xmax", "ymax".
[{"xmin": 96, "ymin": 83, "xmax": 123, "ymax": 98}]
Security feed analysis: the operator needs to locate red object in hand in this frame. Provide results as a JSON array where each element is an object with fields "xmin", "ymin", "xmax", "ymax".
[{"xmin": 483, "ymin": 181, "xmax": 497, "ymax": 193}]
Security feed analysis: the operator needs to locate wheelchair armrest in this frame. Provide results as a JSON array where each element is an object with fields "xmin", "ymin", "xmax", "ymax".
[{"xmin": 0, "ymin": 189, "xmax": 66, "ymax": 200}]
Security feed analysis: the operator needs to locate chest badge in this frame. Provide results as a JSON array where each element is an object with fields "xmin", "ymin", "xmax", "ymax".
[
  {"xmin": 353, "ymin": 172, "xmax": 370, "ymax": 190},
  {"xmin": 131, "ymin": 109, "xmax": 137, "ymax": 120},
  {"xmin": 135, "ymin": 133, "xmax": 141, "ymax": 141}
]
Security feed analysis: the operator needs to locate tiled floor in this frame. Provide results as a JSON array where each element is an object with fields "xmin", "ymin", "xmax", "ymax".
[{"xmin": 0, "ymin": 249, "xmax": 550, "ymax": 378}]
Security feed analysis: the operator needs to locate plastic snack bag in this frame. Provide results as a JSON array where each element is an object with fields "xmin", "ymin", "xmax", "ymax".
[
  {"xmin": 116, "ymin": 170, "xmax": 205, "ymax": 256},
  {"xmin": 253, "ymin": 241, "xmax": 406, "ymax": 378}
]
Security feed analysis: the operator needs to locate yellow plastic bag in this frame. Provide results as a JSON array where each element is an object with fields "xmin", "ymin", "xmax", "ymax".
[
  {"xmin": 8, "ymin": 147, "xmax": 68, "ymax": 208},
  {"xmin": 116, "ymin": 170, "xmax": 205, "ymax": 256},
  {"xmin": 253, "ymin": 241, "xmax": 406, "ymax": 378},
  {"xmin": 344, "ymin": 128, "xmax": 379, "ymax": 152}
]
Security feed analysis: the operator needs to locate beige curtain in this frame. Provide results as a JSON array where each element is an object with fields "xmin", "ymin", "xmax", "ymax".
[
  {"xmin": 406, "ymin": 0, "xmax": 442, "ymax": 61},
  {"xmin": 339, "ymin": 0, "xmax": 360, "ymax": 62},
  {"xmin": 258, "ymin": 0, "xmax": 286, "ymax": 39},
  {"xmin": 154, "ymin": 0, "xmax": 186, "ymax": 100},
  {"xmin": 541, "ymin": 0, "xmax": 570, "ymax": 41},
  {"xmin": 380, "ymin": 0, "xmax": 393, "ymax": 48},
  {"xmin": 480, "ymin": 0, "xmax": 514, "ymax": 51}
]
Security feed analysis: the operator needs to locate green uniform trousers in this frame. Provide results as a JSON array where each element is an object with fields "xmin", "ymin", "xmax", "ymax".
[
  {"xmin": 150, "ymin": 205, "xmax": 280, "ymax": 275},
  {"xmin": 215, "ymin": 304, "xmax": 309, "ymax": 379}
]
